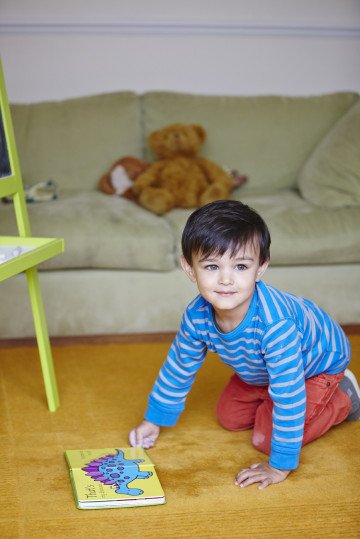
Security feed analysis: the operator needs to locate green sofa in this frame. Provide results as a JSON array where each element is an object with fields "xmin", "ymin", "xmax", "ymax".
[{"xmin": 1, "ymin": 90, "xmax": 360, "ymax": 338}]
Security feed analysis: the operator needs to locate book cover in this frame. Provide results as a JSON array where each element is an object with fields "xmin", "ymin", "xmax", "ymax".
[{"xmin": 65, "ymin": 447, "xmax": 166, "ymax": 509}]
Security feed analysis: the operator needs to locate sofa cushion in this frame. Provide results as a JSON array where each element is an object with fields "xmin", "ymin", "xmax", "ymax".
[
  {"xmin": 10, "ymin": 92, "xmax": 143, "ymax": 191},
  {"xmin": 141, "ymin": 91, "xmax": 358, "ymax": 191},
  {"xmin": 0, "ymin": 192, "xmax": 176, "ymax": 271},
  {"xmin": 165, "ymin": 189, "xmax": 360, "ymax": 266},
  {"xmin": 298, "ymin": 98, "xmax": 360, "ymax": 208}
]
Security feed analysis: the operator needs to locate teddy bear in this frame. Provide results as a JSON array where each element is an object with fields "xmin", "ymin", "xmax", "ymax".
[
  {"xmin": 131, "ymin": 123, "xmax": 237, "ymax": 215},
  {"xmin": 99, "ymin": 156, "xmax": 150, "ymax": 202}
]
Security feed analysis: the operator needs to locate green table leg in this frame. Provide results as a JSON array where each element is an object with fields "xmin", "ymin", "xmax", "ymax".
[{"xmin": 26, "ymin": 266, "xmax": 60, "ymax": 412}]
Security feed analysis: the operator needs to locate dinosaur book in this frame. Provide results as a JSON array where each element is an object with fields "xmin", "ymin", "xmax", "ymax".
[{"xmin": 65, "ymin": 447, "xmax": 166, "ymax": 509}]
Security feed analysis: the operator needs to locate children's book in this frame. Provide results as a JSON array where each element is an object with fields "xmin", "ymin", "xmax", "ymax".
[{"xmin": 65, "ymin": 447, "xmax": 166, "ymax": 509}]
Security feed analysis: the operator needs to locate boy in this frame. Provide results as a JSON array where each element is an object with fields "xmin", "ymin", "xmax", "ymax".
[{"xmin": 129, "ymin": 200, "xmax": 360, "ymax": 489}]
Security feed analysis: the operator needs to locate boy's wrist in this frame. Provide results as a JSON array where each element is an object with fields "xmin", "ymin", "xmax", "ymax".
[
  {"xmin": 145, "ymin": 395, "xmax": 183, "ymax": 426},
  {"xmin": 269, "ymin": 447, "xmax": 300, "ymax": 470}
]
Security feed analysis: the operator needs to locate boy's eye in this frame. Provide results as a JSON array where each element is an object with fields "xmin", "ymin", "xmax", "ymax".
[
  {"xmin": 205, "ymin": 264, "xmax": 218, "ymax": 271},
  {"xmin": 236, "ymin": 264, "xmax": 247, "ymax": 270}
]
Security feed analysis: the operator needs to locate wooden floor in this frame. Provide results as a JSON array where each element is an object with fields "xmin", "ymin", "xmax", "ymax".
[{"xmin": 0, "ymin": 333, "xmax": 359, "ymax": 538}]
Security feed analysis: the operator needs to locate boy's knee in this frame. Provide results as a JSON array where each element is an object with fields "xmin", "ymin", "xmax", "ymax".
[
  {"xmin": 251, "ymin": 427, "xmax": 271, "ymax": 456},
  {"xmin": 216, "ymin": 398, "xmax": 255, "ymax": 432},
  {"xmin": 216, "ymin": 399, "xmax": 239, "ymax": 431},
  {"xmin": 250, "ymin": 400, "xmax": 272, "ymax": 455},
  {"xmin": 217, "ymin": 413, "xmax": 241, "ymax": 432}
]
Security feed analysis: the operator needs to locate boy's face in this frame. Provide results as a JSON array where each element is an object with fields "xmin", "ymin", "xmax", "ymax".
[{"xmin": 180, "ymin": 242, "xmax": 269, "ymax": 329}]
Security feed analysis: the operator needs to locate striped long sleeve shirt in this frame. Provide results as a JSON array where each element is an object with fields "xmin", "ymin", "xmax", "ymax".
[{"xmin": 145, "ymin": 281, "xmax": 351, "ymax": 469}]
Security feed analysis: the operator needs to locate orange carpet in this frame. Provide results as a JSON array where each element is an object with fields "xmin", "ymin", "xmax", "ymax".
[{"xmin": 0, "ymin": 335, "xmax": 359, "ymax": 538}]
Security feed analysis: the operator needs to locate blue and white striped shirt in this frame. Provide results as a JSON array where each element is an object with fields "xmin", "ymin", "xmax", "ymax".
[{"xmin": 145, "ymin": 281, "xmax": 351, "ymax": 469}]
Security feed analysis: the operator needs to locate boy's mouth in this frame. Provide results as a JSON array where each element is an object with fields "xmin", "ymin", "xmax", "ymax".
[{"xmin": 216, "ymin": 291, "xmax": 236, "ymax": 296}]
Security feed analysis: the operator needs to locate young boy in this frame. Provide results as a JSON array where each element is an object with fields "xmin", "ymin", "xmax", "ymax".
[{"xmin": 129, "ymin": 200, "xmax": 360, "ymax": 489}]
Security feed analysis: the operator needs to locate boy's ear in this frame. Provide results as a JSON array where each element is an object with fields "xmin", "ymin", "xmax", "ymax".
[
  {"xmin": 180, "ymin": 255, "xmax": 197, "ymax": 283},
  {"xmin": 256, "ymin": 258, "xmax": 270, "ymax": 282}
]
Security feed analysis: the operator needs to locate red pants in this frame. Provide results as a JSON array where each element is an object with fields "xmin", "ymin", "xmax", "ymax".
[{"xmin": 216, "ymin": 371, "xmax": 351, "ymax": 456}]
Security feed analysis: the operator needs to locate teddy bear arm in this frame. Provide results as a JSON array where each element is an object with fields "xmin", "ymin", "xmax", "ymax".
[
  {"xmin": 132, "ymin": 162, "xmax": 163, "ymax": 195},
  {"xmin": 197, "ymin": 157, "xmax": 234, "ymax": 188}
]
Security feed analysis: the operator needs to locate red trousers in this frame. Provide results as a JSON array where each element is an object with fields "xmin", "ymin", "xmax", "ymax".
[{"xmin": 216, "ymin": 371, "xmax": 351, "ymax": 456}]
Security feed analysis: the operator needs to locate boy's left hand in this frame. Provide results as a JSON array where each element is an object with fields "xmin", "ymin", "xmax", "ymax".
[{"xmin": 235, "ymin": 462, "xmax": 290, "ymax": 490}]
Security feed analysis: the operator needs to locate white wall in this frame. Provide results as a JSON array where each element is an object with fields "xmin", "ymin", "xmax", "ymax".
[{"xmin": 0, "ymin": 0, "xmax": 359, "ymax": 102}]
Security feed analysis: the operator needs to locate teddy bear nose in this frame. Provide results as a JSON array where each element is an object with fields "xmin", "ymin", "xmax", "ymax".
[{"xmin": 174, "ymin": 133, "xmax": 180, "ymax": 139}]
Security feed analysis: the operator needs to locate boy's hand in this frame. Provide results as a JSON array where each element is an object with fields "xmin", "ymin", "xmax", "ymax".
[
  {"xmin": 234, "ymin": 462, "xmax": 290, "ymax": 490},
  {"xmin": 129, "ymin": 420, "xmax": 160, "ymax": 449}
]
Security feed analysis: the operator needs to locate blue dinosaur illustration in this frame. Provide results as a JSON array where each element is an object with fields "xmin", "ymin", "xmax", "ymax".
[{"xmin": 82, "ymin": 449, "xmax": 152, "ymax": 496}]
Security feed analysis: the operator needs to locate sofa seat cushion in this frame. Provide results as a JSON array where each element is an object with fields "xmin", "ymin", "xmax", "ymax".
[
  {"xmin": 0, "ymin": 191, "xmax": 176, "ymax": 271},
  {"xmin": 298, "ymin": 98, "xmax": 360, "ymax": 208},
  {"xmin": 165, "ymin": 189, "xmax": 360, "ymax": 266}
]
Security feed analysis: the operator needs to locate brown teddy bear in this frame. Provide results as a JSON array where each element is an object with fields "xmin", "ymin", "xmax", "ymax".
[
  {"xmin": 99, "ymin": 156, "xmax": 150, "ymax": 202},
  {"xmin": 132, "ymin": 123, "xmax": 236, "ymax": 215}
]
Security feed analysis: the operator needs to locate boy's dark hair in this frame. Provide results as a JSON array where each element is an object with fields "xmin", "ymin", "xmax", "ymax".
[{"xmin": 181, "ymin": 200, "xmax": 271, "ymax": 265}]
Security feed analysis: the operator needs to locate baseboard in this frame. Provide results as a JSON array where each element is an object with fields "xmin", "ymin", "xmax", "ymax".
[
  {"xmin": 1, "ymin": 20, "xmax": 359, "ymax": 38},
  {"xmin": 0, "ymin": 326, "xmax": 359, "ymax": 349},
  {"xmin": 0, "ymin": 331, "xmax": 177, "ymax": 348}
]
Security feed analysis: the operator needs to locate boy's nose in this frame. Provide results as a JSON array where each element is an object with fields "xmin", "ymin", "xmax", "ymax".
[{"xmin": 219, "ymin": 270, "xmax": 233, "ymax": 285}]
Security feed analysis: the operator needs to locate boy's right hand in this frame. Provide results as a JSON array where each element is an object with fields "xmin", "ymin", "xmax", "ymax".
[{"xmin": 129, "ymin": 420, "xmax": 160, "ymax": 449}]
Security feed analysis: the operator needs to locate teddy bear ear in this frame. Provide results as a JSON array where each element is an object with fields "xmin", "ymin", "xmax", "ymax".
[
  {"xmin": 148, "ymin": 129, "xmax": 162, "ymax": 149},
  {"xmin": 192, "ymin": 125, "xmax": 207, "ymax": 143}
]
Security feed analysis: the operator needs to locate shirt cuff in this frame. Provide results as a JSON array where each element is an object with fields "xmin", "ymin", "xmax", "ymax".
[
  {"xmin": 269, "ymin": 446, "xmax": 300, "ymax": 470},
  {"xmin": 144, "ymin": 394, "xmax": 182, "ymax": 427}
]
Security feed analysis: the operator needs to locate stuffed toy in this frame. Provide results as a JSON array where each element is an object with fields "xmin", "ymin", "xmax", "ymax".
[
  {"xmin": 99, "ymin": 156, "xmax": 150, "ymax": 202},
  {"xmin": 131, "ymin": 123, "xmax": 238, "ymax": 215}
]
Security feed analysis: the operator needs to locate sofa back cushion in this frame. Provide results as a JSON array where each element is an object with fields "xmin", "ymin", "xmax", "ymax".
[
  {"xmin": 10, "ymin": 92, "xmax": 143, "ymax": 191},
  {"xmin": 298, "ymin": 98, "xmax": 360, "ymax": 208},
  {"xmin": 141, "ymin": 91, "xmax": 358, "ymax": 191}
]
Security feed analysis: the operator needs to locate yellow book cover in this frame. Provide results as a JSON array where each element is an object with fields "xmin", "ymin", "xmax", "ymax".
[{"xmin": 65, "ymin": 447, "xmax": 166, "ymax": 509}]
